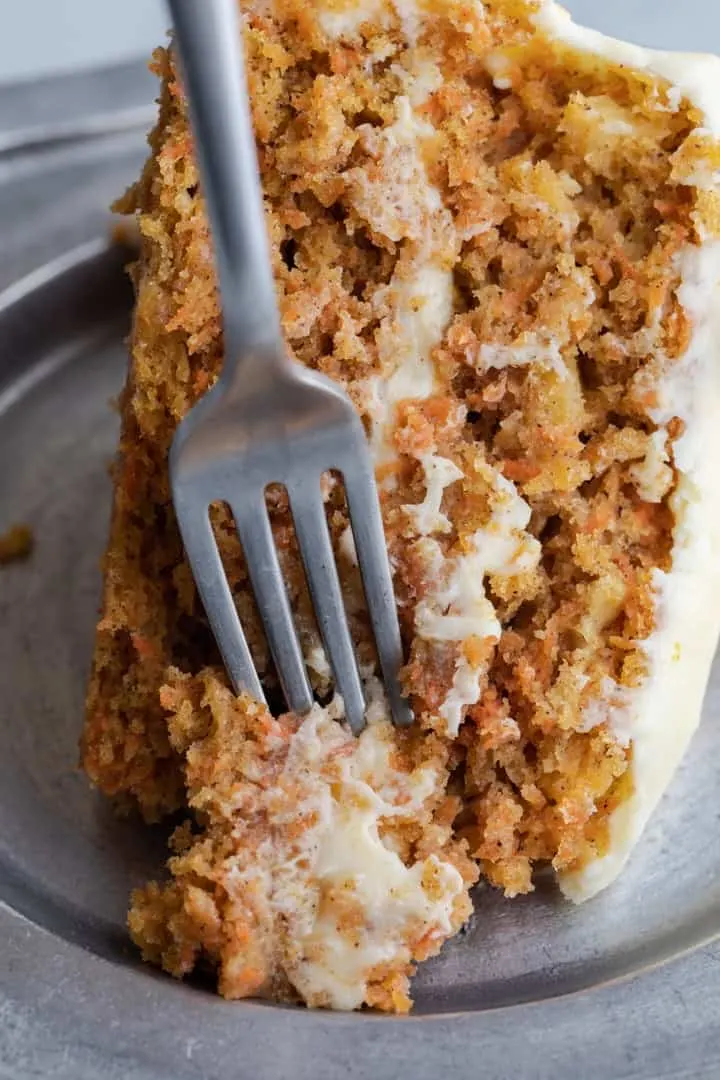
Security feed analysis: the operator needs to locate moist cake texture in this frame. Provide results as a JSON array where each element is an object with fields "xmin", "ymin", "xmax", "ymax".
[{"xmin": 82, "ymin": 0, "xmax": 720, "ymax": 1009}]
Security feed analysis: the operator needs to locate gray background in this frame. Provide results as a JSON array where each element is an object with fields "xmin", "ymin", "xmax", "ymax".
[{"xmin": 1, "ymin": 0, "xmax": 719, "ymax": 85}]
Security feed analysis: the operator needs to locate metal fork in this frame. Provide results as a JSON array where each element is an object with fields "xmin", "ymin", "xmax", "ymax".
[{"xmin": 166, "ymin": 0, "xmax": 411, "ymax": 734}]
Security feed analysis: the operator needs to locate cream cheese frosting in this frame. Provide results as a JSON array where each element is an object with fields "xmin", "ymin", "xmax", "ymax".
[
  {"xmin": 527, "ymin": 0, "xmax": 720, "ymax": 902},
  {"xmin": 561, "ymin": 239, "xmax": 720, "ymax": 901},
  {"xmin": 267, "ymin": 693, "xmax": 465, "ymax": 1009},
  {"xmin": 533, "ymin": 2, "xmax": 720, "ymax": 136},
  {"xmin": 318, "ymin": 0, "xmax": 720, "ymax": 902}
]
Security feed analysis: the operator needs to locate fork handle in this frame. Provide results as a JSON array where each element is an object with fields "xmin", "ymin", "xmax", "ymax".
[{"xmin": 167, "ymin": 0, "xmax": 284, "ymax": 365}]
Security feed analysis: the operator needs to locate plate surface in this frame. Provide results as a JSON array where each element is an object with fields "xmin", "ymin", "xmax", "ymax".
[{"xmin": 1, "ymin": 52, "xmax": 720, "ymax": 1080}]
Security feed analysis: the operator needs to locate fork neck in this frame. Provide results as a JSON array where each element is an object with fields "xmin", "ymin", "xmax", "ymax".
[
  {"xmin": 218, "ymin": 334, "xmax": 291, "ymax": 400},
  {"xmin": 219, "ymin": 265, "xmax": 287, "ymax": 387}
]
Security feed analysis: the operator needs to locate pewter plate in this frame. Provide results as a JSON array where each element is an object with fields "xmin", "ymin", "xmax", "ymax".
[{"xmin": 1, "ymin": 34, "xmax": 720, "ymax": 1080}]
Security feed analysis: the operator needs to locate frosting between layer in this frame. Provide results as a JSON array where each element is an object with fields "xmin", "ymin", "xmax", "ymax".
[{"xmin": 316, "ymin": 0, "xmax": 720, "ymax": 901}]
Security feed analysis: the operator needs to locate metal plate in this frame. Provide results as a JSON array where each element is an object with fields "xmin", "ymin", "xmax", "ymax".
[{"xmin": 1, "ymin": 40, "xmax": 720, "ymax": 1080}]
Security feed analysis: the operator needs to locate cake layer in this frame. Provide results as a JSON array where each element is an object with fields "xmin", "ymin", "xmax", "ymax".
[{"xmin": 83, "ymin": 0, "xmax": 720, "ymax": 1008}]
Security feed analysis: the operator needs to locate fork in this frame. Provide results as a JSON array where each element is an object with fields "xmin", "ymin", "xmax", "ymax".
[{"xmin": 166, "ymin": 0, "xmax": 411, "ymax": 734}]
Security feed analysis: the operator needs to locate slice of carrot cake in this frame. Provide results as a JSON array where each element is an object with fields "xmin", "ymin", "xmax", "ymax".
[{"xmin": 82, "ymin": 0, "xmax": 720, "ymax": 1010}]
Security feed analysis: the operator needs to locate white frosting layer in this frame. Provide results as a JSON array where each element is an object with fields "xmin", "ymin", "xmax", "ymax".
[
  {"xmin": 409, "ymin": 469, "xmax": 540, "ymax": 734},
  {"xmin": 359, "ymin": 92, "xmax": 454, "ymax": 470},
  {"xmin": 530, "ymin": 0, "xmax": 720, "ymax": 903},
  {"xmin": 273, "ymin": 698, "xmax": 464, "ymax": 1009},
  {"xmin": 561, "ymin": 241, "xmax": 720, "ymax": 902},
  {"xmin": 318, "ymin": 0, "xmax": 384, "ymax": 38},
  {"xmin": 350, "ymin": 55, "xmax": 541, "ymax": 737},
  {"xmin": 534, "ymin": 2, "xmax": 720, "ymax": 135},
  {"xmin": 403, "ymin": 454, "xmax": 464, "ymax": 535},
  {"xmin": 479, "ymin": 334, "xmax": 565, "ymax": 375}
]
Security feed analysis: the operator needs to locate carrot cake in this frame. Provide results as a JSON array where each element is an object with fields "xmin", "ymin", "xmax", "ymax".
[{"xmin": 82, "ymin": 0, "xmax": 720, "ymax": 1011}]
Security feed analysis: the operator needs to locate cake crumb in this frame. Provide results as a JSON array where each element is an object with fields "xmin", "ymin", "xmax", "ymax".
[{"xmin": 0, "ymin": 524, "xmax": 33, "ymax": 565}]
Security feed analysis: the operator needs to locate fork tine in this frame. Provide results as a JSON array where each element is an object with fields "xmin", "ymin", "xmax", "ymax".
[
  {"xmin": 288, "ymin": 479, "xmax": 366, "ymax": 735},
  {"xmin": 343, "ymin": 458, "xmax": 414, "ymax": 728},
  {"xmin": 231, "ymin": 495, "xmax": 313, "ymax": 716},
  {"xmin": 174, "ymin": 493, "xmax": 264, "ymax": 702}
]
